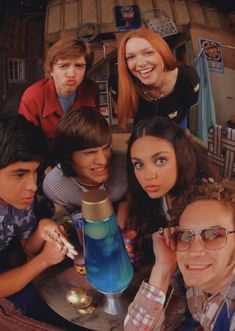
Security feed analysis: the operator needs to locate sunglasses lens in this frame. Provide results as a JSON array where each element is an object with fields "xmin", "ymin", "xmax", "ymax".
[
  {"xmin": 172, "ymin": 228, "xmax": 228, "ymax": 251},
  {"xmin": 173, "ymin": 231, "xmax": 193, "ymax": 251},
  {"xmin": 202, "ymin": 228, "xmax": 227, "ymax": 250}
]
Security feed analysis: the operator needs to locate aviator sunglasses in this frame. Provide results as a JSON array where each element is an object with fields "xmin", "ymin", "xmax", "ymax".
[{"xmin": 170, "ymin": 226, "xmax": 235, "ymax": 251}]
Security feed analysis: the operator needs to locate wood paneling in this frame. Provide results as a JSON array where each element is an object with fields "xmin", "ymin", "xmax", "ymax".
[
  {"xmin": 157, "ymin": 0, "xmax": 174, "ymax": 21},
  {"xmin": 114, "ymin": 0, "xmax": 135, "ymax": 5},
  {"xmin": 100, "ymin": 0, "xmax": 116, "ymax": 25},
  {"xmin": 137, "ymin": 0, "xmax": 154, "ymax": 20},
  {"xmin": 173, "ymin": 0, "xmax": 190, "ymax": 25},
  {"xmin": 64, "ymin": 2, "xmax": 79, "ymax": 29},
  {"xmin": 47, "ymin": 5, "xmax": 61, "ymax": 33},
  {"xmin": 81, "ymin": 0, "xmax": 98, "ymax": 23},
  {"xmin": 187, "ymin": 1, "xmax": 206, "ymax": 25},
  {"xmin": 205, "ymin": 8, "xmax": 222, "ymax": 30}
]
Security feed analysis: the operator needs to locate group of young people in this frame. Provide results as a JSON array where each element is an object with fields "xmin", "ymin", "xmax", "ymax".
[{"xmin": 0, "ymin": 26, "xmax": 234, "ymax": 331}]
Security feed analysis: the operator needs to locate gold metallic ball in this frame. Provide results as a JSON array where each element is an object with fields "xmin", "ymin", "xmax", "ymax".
[
  {"xmin": 77, "ymin": 305, "xmax": 95, "ymax": 314},
  {"xmin": 66, "ymin": 288, "xmax": 92, "ymax": 309}
]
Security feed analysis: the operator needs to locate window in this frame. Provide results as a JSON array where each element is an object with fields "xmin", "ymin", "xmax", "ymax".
[{"xmin": 8, "ymin": 58, "xmax": 25, "ymax": 82}]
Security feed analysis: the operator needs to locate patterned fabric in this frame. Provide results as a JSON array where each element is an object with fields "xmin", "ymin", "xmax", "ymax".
[
  {"xmin": 124, "ymin": 270, "xmax": 235, "ymax": 331},
  {"xmin": 208, "ymin": 125, "xmax": 235, "ymax": 179},
  {"xmin": 188, "ymin": 271, "xmax": 235, "ymax": 330},
  {"xmin": 0, "ymin": 298, "xmax": 64, "ymax": 331},
  {"xmin": 126, "ymin": 282, "xmax": 166, "ymax": 330},
  {"xmin": 0, "ymin": 205, "xmax": 36, "ymax": 252},
  {"xmin": 43, "ymin": 150, "xmax": 127, "ymax": 211}
]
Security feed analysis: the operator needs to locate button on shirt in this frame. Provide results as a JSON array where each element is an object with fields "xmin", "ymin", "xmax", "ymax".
[{"xmin": 0, "ymin": 205, "xmax": 36, "ymax": 252}]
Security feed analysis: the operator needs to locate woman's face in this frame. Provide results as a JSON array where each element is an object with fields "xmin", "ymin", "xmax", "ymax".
[
  {"xmin": 125, "ymin": 37, "xmax": 165, "ymax": 87},
  {"xmin": 130, "ymin": 136, "xmax": 177, "ymax": 198},
  {"xmin": 177, "ymin": 200, "xmax": 235, "ymax": 294}
]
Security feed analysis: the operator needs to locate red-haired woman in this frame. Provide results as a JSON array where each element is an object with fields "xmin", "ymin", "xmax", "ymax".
[{"xmin": 117, "ymin": 28, "xmax": 199, "ymax": 129}]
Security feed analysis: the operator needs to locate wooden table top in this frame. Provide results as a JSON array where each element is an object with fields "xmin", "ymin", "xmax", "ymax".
[{"xmin": 34, "ymin": 260, "xmax": 151, "ymax": 331}]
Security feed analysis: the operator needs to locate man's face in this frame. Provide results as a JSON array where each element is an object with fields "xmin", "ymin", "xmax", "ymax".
[
  {"xmin": 177, "ymin": 200, "xmax": 235, "ymax": 294},
  {"xmin": 0, "ymin": 161, "xmax": 39, "ymax": 209},
  {"xmin": 71, "ymin": 144, "xmax": 112, "ymax": 186},
  {"xmin": 51, "ymin": 56, "xmax": 86, "ymax": 96}
]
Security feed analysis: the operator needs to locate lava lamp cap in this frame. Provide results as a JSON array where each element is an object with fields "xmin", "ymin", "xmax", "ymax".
[{"xmin": 81, "ymin": 189, "xmax": 113, "ymax": 221}]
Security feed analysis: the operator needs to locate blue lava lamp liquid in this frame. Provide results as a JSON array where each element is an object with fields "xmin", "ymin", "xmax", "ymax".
[{"xmin": 83, "ymin": 214, "xmax": 133, "ymax": 293}]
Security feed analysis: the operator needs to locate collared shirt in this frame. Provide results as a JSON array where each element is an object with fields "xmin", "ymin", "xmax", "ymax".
[
  {"xmin": 0, "ymin": 204, "xmax": 36, "ymax": 252},
  {"xmin": 18, "ymin": 78, "xmax": 99, "ymax": 148},
  {"xmin": 188, "ymin": 272, "xmax": 235, "ymax": 330},
  {"xmin": 124, "ymin": 270, "xmax": 235, "ymax": 331}
]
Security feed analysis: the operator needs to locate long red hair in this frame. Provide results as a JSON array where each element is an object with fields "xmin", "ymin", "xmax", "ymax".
[{"xmin": 117, "ymin": 28, "xmax": 177, "ymax": 128}]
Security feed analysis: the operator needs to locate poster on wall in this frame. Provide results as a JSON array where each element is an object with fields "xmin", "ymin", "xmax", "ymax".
[
  {"xmin": 199, "ymin": 38, "xmax": 224, "ymax": 73},
  {"xmin": 144, "ymin": 9, "xmax": 178, "ymax": 38},
  {"xmin": 115, "ymin": 6, "xmax": 141, "ymax": 32}
]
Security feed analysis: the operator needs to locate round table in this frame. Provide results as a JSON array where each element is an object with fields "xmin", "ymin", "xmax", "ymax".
[{"xmin": 35, "ymin": 261, "xmax": 151, "ymax": 331}]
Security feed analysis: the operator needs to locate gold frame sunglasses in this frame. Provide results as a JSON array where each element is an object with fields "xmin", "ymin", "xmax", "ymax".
[{"xmin": 170, "ymin": 226, "xmax": 235, "ymax": 251}]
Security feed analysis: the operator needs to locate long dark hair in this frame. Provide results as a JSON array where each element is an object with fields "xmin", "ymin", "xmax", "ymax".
[
  {"xmin": 54, "ymin": 108, "xmax": 112, "ymax": 177},
  {"xmin": 127, "ymin": 116, "xmax": 217, "ymax": 232}
]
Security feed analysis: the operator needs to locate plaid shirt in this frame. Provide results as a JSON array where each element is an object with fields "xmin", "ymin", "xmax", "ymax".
[
  {"xmin": 0, "ymin": 204, "xmax": 36, "ymax": 252},
  {"xmin": 124, "ymin": 270, "xmax": 235, "ymax": 331}
]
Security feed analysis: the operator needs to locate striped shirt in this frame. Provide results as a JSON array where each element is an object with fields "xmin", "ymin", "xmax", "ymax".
[{"xmin": 43, "ymin": 150, "xmax": 127, "ymax": 212}]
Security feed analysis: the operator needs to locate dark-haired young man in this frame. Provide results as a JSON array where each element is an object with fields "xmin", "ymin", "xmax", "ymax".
[
  {"xmin": 0, "ymin": 114, "xmax": 88, "ymax": 330},
  {"xmin": 43, "ymin": 108, "xmax": 128, "ymax": 228}
]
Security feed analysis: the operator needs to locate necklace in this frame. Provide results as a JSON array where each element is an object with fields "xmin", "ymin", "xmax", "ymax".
[
  {"xmin": 73, "ymin": 177, "xmax": 105, "ymax": 193},
  {"xmin": 74, "ymin": 177, "xmax": 101, "ymax": 188},
  {"xmin": 141, "ymin": 87, "xmax": 164, "ymax": 102},
  {"xmin": 139, "ymin": 73, "xmax": 167, "ymax": 102}
]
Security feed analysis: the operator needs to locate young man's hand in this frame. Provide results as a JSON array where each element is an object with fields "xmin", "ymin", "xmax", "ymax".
[
  {"xmin": 149, "ymin": 227, "xmax": 178, "ymax": 292},
  {"xmin": 38, "ymin": 218, "xmax": 78, "ymax": 259},
  {"xmin": 38, "ymin": 218, "xmax": 66, "ymax": 240},
  {"xmin": 39, "ymin": 240, "xmax": 68, "ymax": 267},
  {"xmin": 152, "ymin": 227, "xmax": 177, "ymax": 274}
]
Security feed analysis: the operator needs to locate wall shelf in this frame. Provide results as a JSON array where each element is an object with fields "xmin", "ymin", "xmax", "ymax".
[{"xmin": 97, "ymin": 80, "xmax": 111, "ymax": 124}]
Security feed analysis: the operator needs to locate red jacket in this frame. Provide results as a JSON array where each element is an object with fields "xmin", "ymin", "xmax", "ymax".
[{"xmin": 18, "ymin": 78, "xmax": 99, "ymax": 147}]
